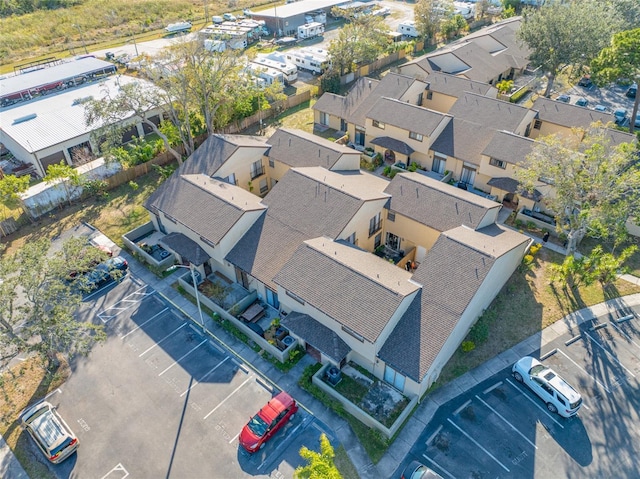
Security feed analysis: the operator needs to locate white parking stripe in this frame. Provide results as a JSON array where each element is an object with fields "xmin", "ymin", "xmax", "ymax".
[
  {"xmin": 422, "ymin": 454, "xmax": 456, "ymax": 479},
  {"xmin": 257, "ymin": 415, "xmax": 311, "ymax": 471},
  {"xmin": 203, "ymin": 376, "xmax": 253, "ymax": 420},
  {"xmin": 97, "ymin": 285, "xmax": 155, "ymax": 322},
  {"xmin": 447, "ymin": 418, "xmax": 510, "ymax": 472},
  {"xmin": 475, "ymin": 395, "xmax": 537, "ymax": 449},
  {"xmin": 138, "ymin": 322, "xmax": 188, "ymax": 357},
  {"xmin": 556, "ymin": 349, "xmax": 611, "ymax": 393},
  {"xmin": 158, "ymin": 339, "xmax": 208, "ymax": 376},
  {"xmin": 180, "ymin": 357, "xmax": 230, "ymax": 397},
  {"xmin": 609, "ymin": 321, "xmax": 640, "ymax": 351},
  {"xmin": 505, "ymin": 378, "xmax": 564, "ymax": 429},
  {"xmin": 482, "ymin": 381, "xmax": 503, "ymax": 394},
  {"xmin": 583, "ymin": 330, "xmax": 636, "ymax": 377},
  {"xmin": 121, "ymin": 308, "xmax": 168, "ymax": 339}
]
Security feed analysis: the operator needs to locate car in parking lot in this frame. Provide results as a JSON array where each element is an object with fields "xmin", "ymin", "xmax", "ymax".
[
  {"xmin": 223, "ymin": 12, "xmax": 237, "ymax": 21},
  {"xmin": 578, "ymin": 75, "xmax": 592, "ymax": 87},
  {"xmin": 512, "ymin": 356, "xmax": 582, "ymax": 417},
  {"xmin": 84, "ymin": 255, "xmax": 128, "ymax": 290},
  {"xmin": 556, "ymin": 94, "xmax": 570, "ymax": 103},
  {"xmin": 20, "ymin": 401, "xmax": 79, "ymax": 464},
  {"xmin": 575, "ymin": 97, "xmax": 588, "ymax": 107},
  {"xmin": 593, "ymin": 104, "xmax": 607, "ymax": 112},
  {"xmin": 635, "ymin": 114, "xmax": 640, "ymax": 128},
  {"xmin": 401, "ymin": 460, "xmax": 443, "ymax": 478},
  {"xmin": 614, "ymin": 108, "xmax": 628, "ymax": 125},
  {"xmin": 239, "ymin": 391, "xmax": 298, "ymax": 453},
  {"xmin": 626, "ymin": 84, "xmax": 637, "ymax": 99}
]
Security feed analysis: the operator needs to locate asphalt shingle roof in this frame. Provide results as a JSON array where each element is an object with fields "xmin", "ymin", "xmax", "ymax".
[
  {"xmin": 448, "ymin": 92, "xmax": 531, "ymax": 131},
  {"xmin": 430, "ymin": 118, "xmax": 496, "ymax": 165},
  {"xmin": 144, "ymin": 174, "xmax": 265, "ymax": 246},
  {"xmin": 370, "ymin": 136, "xmax": 414, "ymax": 155},
  {"xmin": 487, "ymin": 177, "xmax": 542, "ymax": 201},
  {"xmin": 482, "ymin": 130, "xmax": 535, "ymax": 165},
  {"xmin": 282, "ymin": 312, "xmax": 351, "ymax": 363},
  {"xmin": 384, "ymin": 172, "xmax": 499, "ymax": 231},
  {"xmin": 379, "ymin": 224, "xmax": 529, "ymax": 381},
  {"xmin": 159, "ymin": 232, "xmax": 210, "ymax": 266},
  {"xmin": 274, "ymin": 238, "xmax": 418, "ymax": 343},
  {"xmin": 426, "ymin": 72, "xmax": 495, "ymax": 98},
  {"xmin": 266, "ymin": 128, "xmax": 357, "ymax": 169},
  {"xmin": 367, "ymin": 97, "xmax": 449, "ymax": 137},
  {"xmin": 179, "ymin": 134, "xmax": 268, "ymax": 176}
]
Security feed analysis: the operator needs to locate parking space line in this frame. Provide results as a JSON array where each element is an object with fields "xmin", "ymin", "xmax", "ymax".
[
  {"xmin": 158, "ymin": 339, "xmax": 208, "ymax": 376},
  {"xmin": 475, "ymin": 395, "xmax": 537, "ymax": 449},
  {"xmin": 422, "ymin": 454, "xmax": 455, "ymax": 479},
  {"xmin": 203, "ymin": 376, "xmax": 253, "ymax": 420},
  {"xmin": 257, "ymin": 415, "xmax": 312, "ymax": 471},
  {"xmin": 121, "ymin": 308, "xmax": 169, "ymax": 339},
  {"xmin": 97, "ymin": 285, "xmax": 156, "ymax": 322},
  {"xmin": 583, "ymin": 330, "xmax": 636, "ymax": 377},
  {"xmin": 556, "ymin": 349, "xmax": 611, "ymax": 393},
  {"xmin": 609, "ymin": 321, "xmax": 640, "ymax": 350},
  {"xmin": 482, "ymin": 381, "xmax": 502, "ymax": 395},
  {"xmin": 614, "ymin": 314, "xmax": 635, "ymax": 324},
  {"xmin": 505, "ymin": 378, "xmax": 564, "ymax": 429},
  {"xmin": 453, "ymin": 399, "xmax": 472, "ymax": 415},
  {"xmin": 180, "ymin": 357, "xmax": 230, "ymax": 397},
  {"xmin": 138, "ymin": 322, "xmax": 188, "ymax": 357},
  {"xmin": 447, "ymin": 418, "xmax": 510, "ymax": 472},
  {"xmin": 100, "ymin": 463, "xmax": 129, "ymax": 479}
]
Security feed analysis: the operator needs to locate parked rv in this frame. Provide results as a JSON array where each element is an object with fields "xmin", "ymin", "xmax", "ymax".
[
  {"xmin": 204, "ymin": 39, "xmax": 226, "ymax": 53},
  {"xmin": 247, "ymin": 64, "xmax": 285, "ymax": 85},
  {"xmin": 297, "ymin": 22, "xmax": 325, "ymax": 40},
  {"xmin": 165, "ymin": 21, "xmax": 192, "ymax": 34},
  {"xmin": 254, "ymin": 55, "xmax": 298, "ymax": 84},
  {"xmin": 282, "ymin": 47, "xmax": 330, "ymax": 75},
  {"xmin": 397, "ymin": 21, "xmax": 419, "ymax": 38}
]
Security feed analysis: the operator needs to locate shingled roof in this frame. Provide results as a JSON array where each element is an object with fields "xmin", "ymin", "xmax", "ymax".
[
  {"xmin": 379, "ymin": 224, "xmax": 530, "ymax": 381},
  {"xmin": 430, "ymin": 118, "xmax": 496, "ymax": 165},
  {"xmin": 448, "ymin": 92, "xmax": 532, "ymax": 132},
  {"xmin": 282, "ymin": 312, "xmax": 351, "ymax": 363},
  {"xmin": 274, "ymin": 238, "xmax": 419, "ymax": 343},
  {"xmin": 366, "ymin": 97, "xmax": 449, "ymax": 137},
  {"xmin": 482, "ymin": 130, "xmax": 535, "ymax": 165},
  {"xmin": 426, "ymin": 72, "xmax": 495, "ymax": 98},
  {"xmin": 531, "ymin": 97, "xmax": 611, "ymax": 129},
  {"xmin": 145, "ymin": 174, "xmax": 266, "ymax": 246},
  {"xmin": 225, "ymin": 168, "xmax": 387, "ymax": 289},
  {"xmin": 384, "ymin": 172, "xmax": 499, "ymax": 231},
  {"xmin": 266, "ymin": 128, "xmax": 357, "ymax": 169}
]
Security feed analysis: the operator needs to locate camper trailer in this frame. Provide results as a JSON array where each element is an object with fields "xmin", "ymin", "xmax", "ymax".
[
  {"xmin": 297, "ymin": 22, "xmax": 324, "ymax": 40},
  {"xmin": 253, "ymin": 55, "xmax": 298, "ymax": 84},
  {"xmin": 283, "ymin": 47, "xmax": 330, "ymax": 75},
  {"xmin": 397, "ymin": 21, "xmax": 419, "ymax": 38},
  {"xmin": 247, "ymin": 64, "xmax": 285, "ymax": 85},
  {"xmin": 204, "ymin": 39, "xmax": 226, "ymax": 53},
  {"xmin": 165, "ymin": 21, "xmax": 192, "ymax": 34}
]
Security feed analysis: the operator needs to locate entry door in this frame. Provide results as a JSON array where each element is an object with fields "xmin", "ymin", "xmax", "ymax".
[
  {"xmin": 234, "ymin": 267, "xmax": 249, "ymax": 289},
  {"xmin": 265, "ymin": 288, "xmax": 279, "ymax": 309}
]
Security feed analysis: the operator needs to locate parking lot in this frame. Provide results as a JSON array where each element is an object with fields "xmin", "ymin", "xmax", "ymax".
[
  {"xmin": 38, "ymin": 274, "xmax": 331, "ymax": 478},
  {"xmin": 399, "ymin": 307, "xmax": 640, "ymax": 479},
  {"xmin": 560, "ymin": 81, "xmax": 637, "ymax": 127}
]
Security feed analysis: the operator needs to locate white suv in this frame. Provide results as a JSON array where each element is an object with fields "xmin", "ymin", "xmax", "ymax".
[{"xmin": 512, "ymin": 356, "xmax": 582, "ymax": 417}]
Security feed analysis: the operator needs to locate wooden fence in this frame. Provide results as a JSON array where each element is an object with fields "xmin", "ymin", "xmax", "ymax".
[
  {"xmin": 339, "ymin": 49, "xmax": 407, "ymax": 85},
  {"xmin": 104, "ymin": 149, "xmax": 180, "ymax": 190}
]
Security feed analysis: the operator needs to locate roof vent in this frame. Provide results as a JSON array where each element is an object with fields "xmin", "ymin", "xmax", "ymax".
[{"xmin": 12, "ymin": 113, "xmax": 37, "ymax": 124}]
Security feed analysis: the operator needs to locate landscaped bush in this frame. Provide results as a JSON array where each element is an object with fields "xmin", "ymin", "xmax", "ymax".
[
  {"xmin": 510, "ymin": 87, "xmax": 530, "ymax": 103},
  {"xmin": 461, "ymin": 341, "xmax": 475, "ymax": 352}
]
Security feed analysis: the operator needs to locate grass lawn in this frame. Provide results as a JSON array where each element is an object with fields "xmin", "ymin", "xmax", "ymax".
[
  {"xmin": 0, "ymin": 357, "xmax": 70, "ymax": 479},
  {"xmin": 436, "ymin": 247, "xmax": 640, "ymax": 386}
]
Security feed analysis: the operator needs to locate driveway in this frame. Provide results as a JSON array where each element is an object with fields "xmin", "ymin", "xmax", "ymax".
[
  {"xmin": 394, "ymin": 306, "xmax": 640, "ymax": 478},
  {"xmin": 35, "ymin": 273, "xmax": 333, "ymax": 478}
]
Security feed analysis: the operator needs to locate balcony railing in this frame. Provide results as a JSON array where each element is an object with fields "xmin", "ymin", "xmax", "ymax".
[
  {"xmin": 250, "ymin": 165, "xmax": 265, "ymax": 180},
  {"xmin": 369, "ymin": 221, "xmax": 382, "ymax": 237}
]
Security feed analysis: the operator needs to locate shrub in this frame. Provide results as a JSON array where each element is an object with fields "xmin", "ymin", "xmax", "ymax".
[
  {"xmin": 461, "ymin": 341, "xmax": 475, "ymax": 352},
  {"xmin": 469, "ymin": 317, "xmax": 489, "ymax": 344},
  {"xmin": 383, "ymin": 165, "xmax": 392, "ymax": 177},
  {"xmin": 408, "ymin": 161, "xmax": 418, "ymax": 172},
  {"xmin": 526, "ymin": 221, "xmax": 536, "ymax": 229},
  {"xmin": 510, "ymin": 87, "xmax": 530, "ymax": 103},
  {"xmin": 523, "ymin": 254, "xmax": 534, "ymax": 265}
]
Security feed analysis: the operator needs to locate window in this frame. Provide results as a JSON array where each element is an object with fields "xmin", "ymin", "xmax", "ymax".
[
  {"xmin": 374, "ymin": 233, "xmax": 381, "ymax": 249},
  {"xmin": 409, "ymin": 131, "xmax": 423, "ymax": 141},
  {"xmin": 285, "ymin": 290, "xmax": 305, "ymax": 305},
  {"xmin": 369, "ymin": 212, "xmax": 382, "ymax": 237},
  {"xmin": 460, "ymin": 165, "xmax": 476, "ymax": 186},
  {"xmin": 226, "ymin": 173, "xmax": 237, "ymax": 185},
  {"xmin": 432, "ymin": 155, "xmax": 446, "ymax": 174},
  {"xmin": 259, "ymin": 179, "xmax": 268, "ymax": 195},
  {"xmin": 250, "ymin": 160, "xmax": 264, "ymax": 179},
  {"xmin": 372, "ymin": 120, "xmax": 385, "ymax": 129},
  {"xmin": 386, "ymin": 232, "xmax": 400, "ymax": 250},
  {"xmin": 533, "ymin": 119, "xmax": 542, "ymax": 130},
  {"xmin": 489, "ymin": 158, "xmax": 507, "ymax": 169},
  {"xmin": 269, "ymin": 158, "xmax": 274, "ymax": 168},
  {"xmin": 384, "ymin": 365, "xmax": 406, "ymax": 391},
  {"xmin": 387, "ymin": 210, "xmax": 395, "ymax": 222},
  {"xmin": 319, "ymin": 112, "xmax": 329, "ymax": 126},
  {"xmin": 426, "ymin": 91, "xmax": 433, "ymax": 100},
  {"xmin": 355, "ymin": 127, "xmax": 365, "ymax": 146},
  {"xmin": 346, "ymin": 232, "xmax": 356, "ymax": 245}
]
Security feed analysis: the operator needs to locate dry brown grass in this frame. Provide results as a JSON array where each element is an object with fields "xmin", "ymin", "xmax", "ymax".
[
  {"xmin": 437, "ymin": 247, "xmax": 640, "ymax": 384},
  {"xmin": 0, "ymin": 357, "xmax": 70, "ymax": 479}
]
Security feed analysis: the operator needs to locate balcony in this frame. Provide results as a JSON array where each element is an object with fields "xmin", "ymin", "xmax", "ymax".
[
  {"xmin": 368, "ymin": 221, "xmax": 382, "ymax": 237},
  {"xmin": 250, "ymin": 164, "xmax": 265, "ymax": 180}
]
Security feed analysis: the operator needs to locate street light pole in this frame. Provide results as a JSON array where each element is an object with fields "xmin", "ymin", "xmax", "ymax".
[
  {"xmin": 167, "ymin": 264, "xmax": 206, "ymax": 333},
  {"xmin": 73, "ymin": 24, "xmax": 89, "ymax": 55}
]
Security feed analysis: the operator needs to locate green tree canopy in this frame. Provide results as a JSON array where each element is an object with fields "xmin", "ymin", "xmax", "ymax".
[
  {"xmin": 0, "ymin": 238, "xmax": 106, "ymax": 368},
  {"xmin": 516, "ymin": 123, "xmax": 640, "ymax": 255},
  {"xmin": 294, "ymin": 433, "xmax": 342, "ymax": 479},
  {"xmin": 44, "ymin": 161, "xmax": 81, "ymax": 206},
  {"xmin": 414, "ymin": 0, "xmax": 454, "ymax": 43},
  {"xmin": 328, "ymin": 15, "xmax": 389, "ymax": 75},
  {"xmin": 591, "ymin": 28, "xmax": 640, "ymax": 133},
  {"xmin": 517, "ymin": 0, "xmax": 622, "ymax": 97},
  {"xmin": 0, "ymin": 174, "xmax": 30, "ymax": 221}
]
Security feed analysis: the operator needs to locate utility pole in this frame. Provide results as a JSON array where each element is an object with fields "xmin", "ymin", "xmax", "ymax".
[
  {"xmin": 73, "ymin": 24, "xmax": 89, "ymax": 55},
  {"xmin": 204, "ymin": 0, "xmax": 210, "ymax": 22}
]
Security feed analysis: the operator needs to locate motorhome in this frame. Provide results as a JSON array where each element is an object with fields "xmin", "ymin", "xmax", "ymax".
[
  {"xmin": 283, "ymin": 47, "xmax": 330, "ymax": 75},
  {"xmin": 253, "ymin": 55, "xmax": 298, "ymax": 84},
  {"xmin": 297, "ymin": 22, "xmax": 324, "ymax": 40},
  {"xmin": 397, "ymin": 21, "xmax": 419, "ymax": 38},
  {"xmin": 247, "ymin": 64, "xmax": 285, "ymax": 85}
]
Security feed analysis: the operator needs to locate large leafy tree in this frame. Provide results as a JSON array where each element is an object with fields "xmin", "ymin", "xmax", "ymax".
[
  {"xmin": 294, "ymin": 433, "xmax": 342, "ymax": 479},
  {"xmin": 516, "ymin": 123, "xmax": 640, "ymax": 256},
  {"xmin": 0, "ymin": 174, "xmax": 30, "ymax": 223},
  {"xmin": 44, "ymin": 161, "xmax": 81, "ymax": 206},
  {"xmin": 517, "ymin": 0, "xmax": 622, "ymax": 97},
  {"xmin": 328, "ymin": 15, "xmax": 389, "ymax": 75},
  {"xmin": 0, "ymin": 238, "xmax": 106, "ymax": 368},
  {"xmin": 414, "ymin": 0, "xmax": 454, "ymax": 43},
  {"xmin": 591, "ymin": 28, "xmax": 640, "ymax": 134}
]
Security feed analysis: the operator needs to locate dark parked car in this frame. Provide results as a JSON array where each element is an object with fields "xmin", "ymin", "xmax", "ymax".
[
  {"xmin": 578, "ymin": 75, "xmax": 592, "ymax": 87},
  {"xmin": 626, "ymin": 84, "xmax": 637, "ymax": 99},
  {"xmin": 239, "ymin": 391, "xmax": 297, "ymax": 453},
  {"xmin": 401, "ymin": 460, "xmax": 443, "ymax": 479},
  {"xmin": 84, "ymin": 256, "xmax": 128, "ymax": 290},
  {"xmin": 614, "ymin": 108, "xmax": 628, "ymax": 125},
  {"xmin": 556, "ymin": 94, "xmax": 570, "ymax": 103},
  {"xmin": 575, "ymin": 97, "xmax": 588, "ymax": 107}
]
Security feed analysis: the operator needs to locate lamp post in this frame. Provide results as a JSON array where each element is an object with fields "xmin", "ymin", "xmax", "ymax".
[
  {"xmin": 167, "ymin": 264, "xmax": 206, "ymax": 333},
  {"xmin": 73, "ymin": 24, "xmax": 89, "ymax": 55}
]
